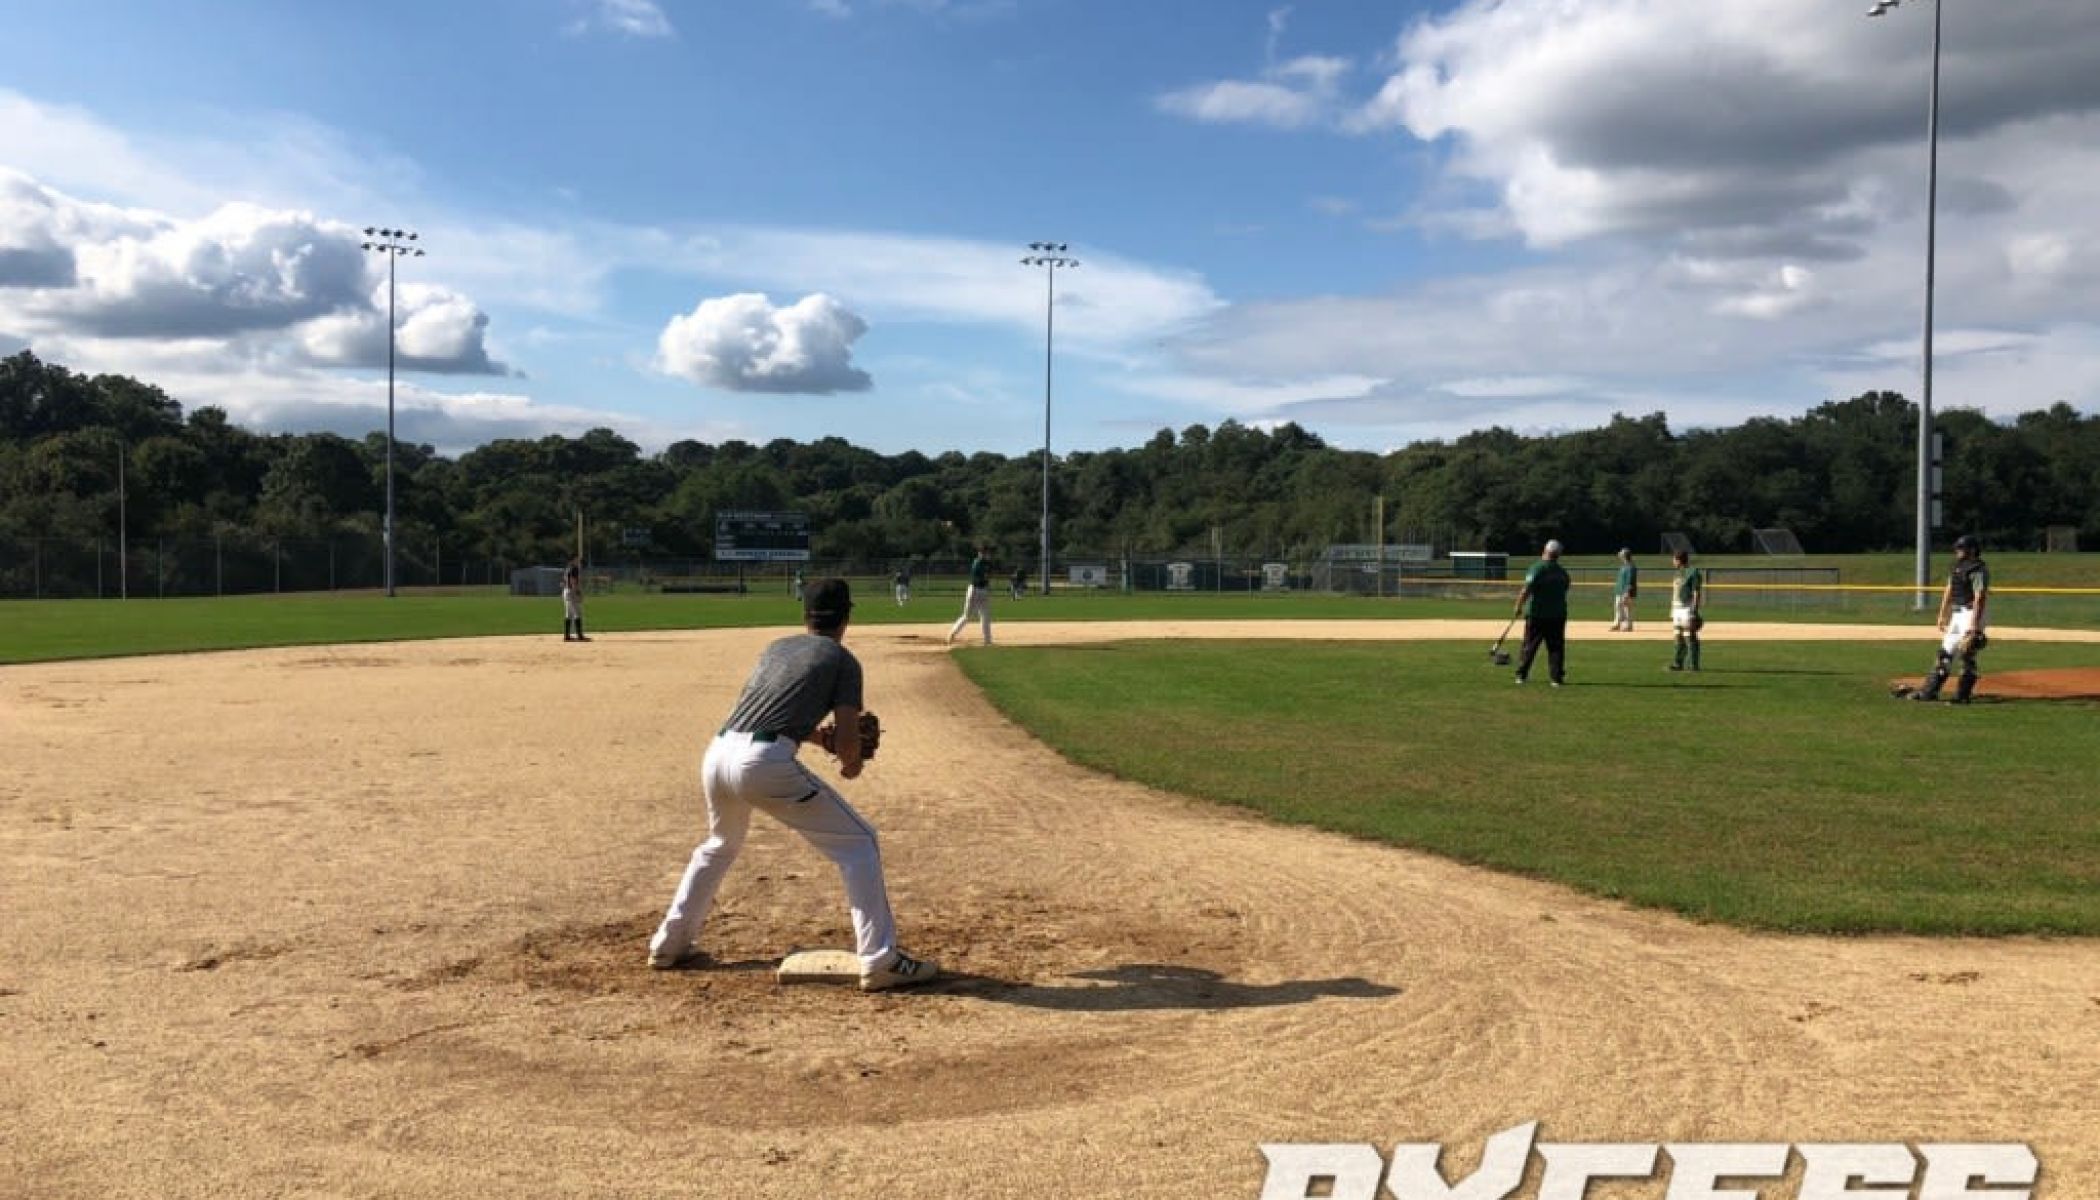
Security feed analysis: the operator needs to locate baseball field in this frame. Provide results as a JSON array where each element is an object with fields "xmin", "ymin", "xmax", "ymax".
[{"xmin": 6, "ymin": 608, "xmax": 2100, "ymax": 1197}]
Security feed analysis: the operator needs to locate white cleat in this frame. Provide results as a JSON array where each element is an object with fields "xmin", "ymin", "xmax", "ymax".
[{"xmin": 860, "ymin": 950, "xmax": 940, "ymax": 992}]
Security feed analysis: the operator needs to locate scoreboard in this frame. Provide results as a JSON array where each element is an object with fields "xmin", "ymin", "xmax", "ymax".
[{"xmin": 714, "ymin": 511, "xmax": 812, "ymax": 562}]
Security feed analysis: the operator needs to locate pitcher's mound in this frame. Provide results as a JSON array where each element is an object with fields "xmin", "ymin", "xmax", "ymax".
[{"xmin": 1890, "ymin": 666, "xmax": 2100, "ymax": 702}]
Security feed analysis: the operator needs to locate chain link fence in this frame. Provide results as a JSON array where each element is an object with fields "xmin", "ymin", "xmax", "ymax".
[{"xmin": 0, "ymin": 533, "xmax": 514, "ymax": 599}]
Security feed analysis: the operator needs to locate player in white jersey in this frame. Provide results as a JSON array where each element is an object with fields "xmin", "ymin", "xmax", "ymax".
[{"xmin": 561, "ymin": 560, "xmax": 590, "ymax": 642}]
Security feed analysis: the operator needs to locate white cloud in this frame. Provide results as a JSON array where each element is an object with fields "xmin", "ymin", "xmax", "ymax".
[
  {"xmin": 1437, "ymin": 375, "xmax": 1588, "ymax": 400},
  {"xmin": 296, "ymin": 282, "xmax": 510, "ymax": 375},
  {"xmin": 1352, "ymin": 0, "xmax": 2100, "ymax": 249},
  {"xmin": 1714, "ymin": 263, "xmax": 1817, "ymax": 320},
  {"xmin": 1156, "ymin": 54, "xmax": 1351, "ymax": 131},
  {"xmin": 653, "ymin": 228, "xmax": 1221, "ymax": 349},
  {"xmin": 656, "ymin": 293, "xmax": 873, "ymax": 394},
  {"xmin": 802, "ymin": 0, "xmax": 1017, "ymax": 18},
  {"xmin": 0, "ymin": 169, "xmax": 506, "ymax": 377},
  {"xmin": 1136, "ymin": 0, "xmax": 2100, "ymax": 443},
  {"xmin": 568, "ymin": 0, "xmax": 674, "ymax": 38},
  {"xmin": 1117, "ymin": 371, "xmax": 1384, "ymax": 416},
  {"xmin": 55, "ymin": 201, "xmax": 367, "ymax": 337}
]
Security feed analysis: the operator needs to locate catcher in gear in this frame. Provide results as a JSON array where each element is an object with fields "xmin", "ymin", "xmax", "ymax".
[
  {"xmin": 648, "ymin": 577, "xmax": 939, "ymax": 991},
  {"xmin": 1906, "ymin": 534, "xmax": 1991, "ymax": 704}
]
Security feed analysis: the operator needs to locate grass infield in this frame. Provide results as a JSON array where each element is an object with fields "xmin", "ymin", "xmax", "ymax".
[{"xmin": 955, "ymin": 638, "xmax": 2100, "ymax": 936}]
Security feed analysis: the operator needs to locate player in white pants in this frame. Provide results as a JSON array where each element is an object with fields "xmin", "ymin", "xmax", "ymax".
[
  {"xmin": 561, "ymin": 559, "xmax": 590, "ymax": 642},
  {"xmin": 946, "ymin": 547, "xmax": 994, "ymax": 645},
  {"xmin": 655, "ymin": 734, "xmax": 897, "ymax": 969},
  {"xmin": 649, "ymin": 577, "xmax": 937, "ymax": 991},
  {"xmin": 1610, "ymin": 548, "xmax": 1637, "ymax": 631},
  {"xmin": 1908, "ymin": 534, "xmax": 1990, "ymax": 703}
]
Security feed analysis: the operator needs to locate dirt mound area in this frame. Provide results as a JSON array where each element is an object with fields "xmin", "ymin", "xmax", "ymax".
[
  {"xmin": 6, "ymin": 622, "xmax": 2099, "ymax": 1198},
  {"xmin": 1891, "ymin": 665, "xmax": 2100, "ymax": 701},
  {"xmin": 1983, "ymin": 666, "xmax": 2100, "ymax": 700}
]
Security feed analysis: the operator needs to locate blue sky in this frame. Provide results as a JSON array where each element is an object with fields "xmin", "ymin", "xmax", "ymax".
[{"xmin": 3, "ymin": 0, "xmax": 2097, "ymax": 456}]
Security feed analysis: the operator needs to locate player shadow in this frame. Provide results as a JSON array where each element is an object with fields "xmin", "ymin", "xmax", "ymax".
[{"xmin": 942, "ymin": 963, "xmax": 1400, "ymax": 1013}]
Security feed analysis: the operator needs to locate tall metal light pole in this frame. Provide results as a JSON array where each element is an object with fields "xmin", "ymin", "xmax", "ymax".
[
  {"xmin": 1868, "ymin": 0, "xmax": 1941, "ymax": 607},
  {"xmin": 361, "ymin": 227, "xmax": 423, "ymax": 598},
  {"xmin": 1020, "ymin": 242, "xmax": 1077, "ymax": 597},
  {"xmin": 117, "ymin": 437, "xmax": 127, "ymax": 600}
]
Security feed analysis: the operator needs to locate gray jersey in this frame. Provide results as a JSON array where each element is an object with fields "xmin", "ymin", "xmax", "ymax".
[{"xmin": 719, "ymin": 634, "xmax": 864, "ymax": 742}]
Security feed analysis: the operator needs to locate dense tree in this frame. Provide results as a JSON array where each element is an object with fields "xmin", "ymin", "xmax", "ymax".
[{"xmin": 2, "ymin": 351, "xmax": 2096, "ymax": 579}]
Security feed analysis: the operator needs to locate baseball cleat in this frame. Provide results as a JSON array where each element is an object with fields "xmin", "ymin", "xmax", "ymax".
[
  {"xmin": 648, "ymin": 945, "xmax": 707, "ymax": 971},
  {"xmin": 860, "ymin": 950, "xmax": 940, "ymax": 992}
]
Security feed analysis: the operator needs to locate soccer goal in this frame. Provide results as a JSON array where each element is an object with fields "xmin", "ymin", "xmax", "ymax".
[{"xmin": 1752, "ymin": 528, "xmax": 1806, "ymax": 555}]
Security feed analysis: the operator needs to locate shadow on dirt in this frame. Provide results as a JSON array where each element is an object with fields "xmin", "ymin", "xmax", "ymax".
[{"xmin": 938, "ymin": 962, "xmax": 1400, "ymax": 1013}]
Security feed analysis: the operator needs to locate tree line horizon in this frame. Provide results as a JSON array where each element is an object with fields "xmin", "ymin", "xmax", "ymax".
[{"xmin": 3, "ymin": 350, "xmax": 2095, "ymax": 567}]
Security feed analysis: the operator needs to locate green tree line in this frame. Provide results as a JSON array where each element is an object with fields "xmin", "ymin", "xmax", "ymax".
[{"xmin": 3, "ymin": 350, "xmax": 2095, "ymax": 566}]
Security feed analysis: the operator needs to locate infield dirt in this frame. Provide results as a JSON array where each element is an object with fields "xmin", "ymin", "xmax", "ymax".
[{"xmin": 5, "ymin": 620, "xmax": 2098, "ymax": 1198}]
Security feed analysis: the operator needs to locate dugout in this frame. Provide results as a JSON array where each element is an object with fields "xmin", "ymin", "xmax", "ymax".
[{"xmin": 1448, "ymin": 551, "xmax": 1508, "ymax": 581}]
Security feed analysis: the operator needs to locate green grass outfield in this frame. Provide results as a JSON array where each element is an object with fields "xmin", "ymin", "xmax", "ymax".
[
  {"xmin": 4, "ymin": 558, "xmax": 2098, "ymax": 664},
  {"xmin": 4, "ymin": 587, "xmax": 1414, "ymax": 663},
  {"xmin": 957, "ymin": 638, "xmax": 2100, "ymax": 936}
]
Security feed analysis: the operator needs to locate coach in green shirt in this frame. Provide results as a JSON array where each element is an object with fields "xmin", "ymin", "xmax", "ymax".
[{"xmin": 1511, "ymin": 539, "xmax": 1573, "ymax": 686}]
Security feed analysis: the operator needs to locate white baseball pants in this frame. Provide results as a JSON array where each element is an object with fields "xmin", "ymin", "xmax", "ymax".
[
  {"xmin": 651, "ymin": 732, "xmax": 897, "ymax": 971},
  {"xmin": 1940, "ymin": 605, "xmax": 1983, "ymax": 656},
  {"xmin": 948, "ymin": 585, "xmax": 993, "ymax": 644}
]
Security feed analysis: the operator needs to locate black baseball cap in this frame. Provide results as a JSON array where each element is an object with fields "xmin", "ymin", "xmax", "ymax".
[{"xmin": 805, "ymin": 577, "xmax": 855, "ymax": 623}]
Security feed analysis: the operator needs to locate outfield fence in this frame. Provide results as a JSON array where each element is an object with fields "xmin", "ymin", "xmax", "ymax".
[
  {"xmin": 0, "ymin": 533, "xmax": 515, "ymax": 599},
  {"xmin": 7, "ymin": 538, "xmax": 2097, "ymax": 627},
  {"xmin": 1390, "ymin": 567, "xmax": 2100, "ymax": 628}
]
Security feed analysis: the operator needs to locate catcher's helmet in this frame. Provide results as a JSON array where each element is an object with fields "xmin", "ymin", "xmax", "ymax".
[{"xmin": 1953, "ymin": 533, "xmax": 1981, "ymax": 553}]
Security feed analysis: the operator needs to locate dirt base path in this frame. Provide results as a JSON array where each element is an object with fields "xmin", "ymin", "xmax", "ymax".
[{"xmin": 5, "ymin": 621, "xmax": 2097, "ymax": 1198}]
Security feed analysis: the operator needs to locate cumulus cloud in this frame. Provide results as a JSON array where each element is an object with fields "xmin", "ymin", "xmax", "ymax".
[
  {"xmin": 567, "ymin": 0, "xmax": 673, "ymax": 38},
  {"xmin": 657, "ymin": 293, "xmax": 873, "ymax": 394},
  {"xmin": 1133, "ymin": 0, "xmax": 2100, "ymax": 443},
  {"xmin": 0, "ymin": 169, "xmax": 507, "ymax": 377},
  {"xmin": 0, "ymin": 168, "xmax": 155, "ymax": 288},
  {"xmin": 296, "ymin": 282, "xmax": 511, "ymax": 375},
  {"xmin": 1353, "ymin": 0, "xmax": 2100, "ymax": 250},
  {"xmin": 51, "ymin": 202, "xmax": 366, "ymax": 337}
]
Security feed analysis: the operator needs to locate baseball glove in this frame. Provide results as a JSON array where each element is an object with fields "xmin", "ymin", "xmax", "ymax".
[
  {"xmin": 1958, "ymin": 629, "xmax": 1989, "ymax": 655},
  {"xmin": 1688, "ymin": 613, "xmax": 1705, "ymax": 633},
  {"xmin": 818, "ymin": 711, "xmax": 882, "ymax": 760}
]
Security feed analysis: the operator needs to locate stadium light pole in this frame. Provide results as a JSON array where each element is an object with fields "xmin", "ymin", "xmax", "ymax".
[
  {"xmin": 361, "ymin": 227, "xmax": 423, "ymax": 598},
  {"xmin": 1868, "ymin": 0, "xmax": 1941, "ymax": 608},
  {"xmin": 1020, "ymin": 243, "xmax": 1077, "ymax": 597}
]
